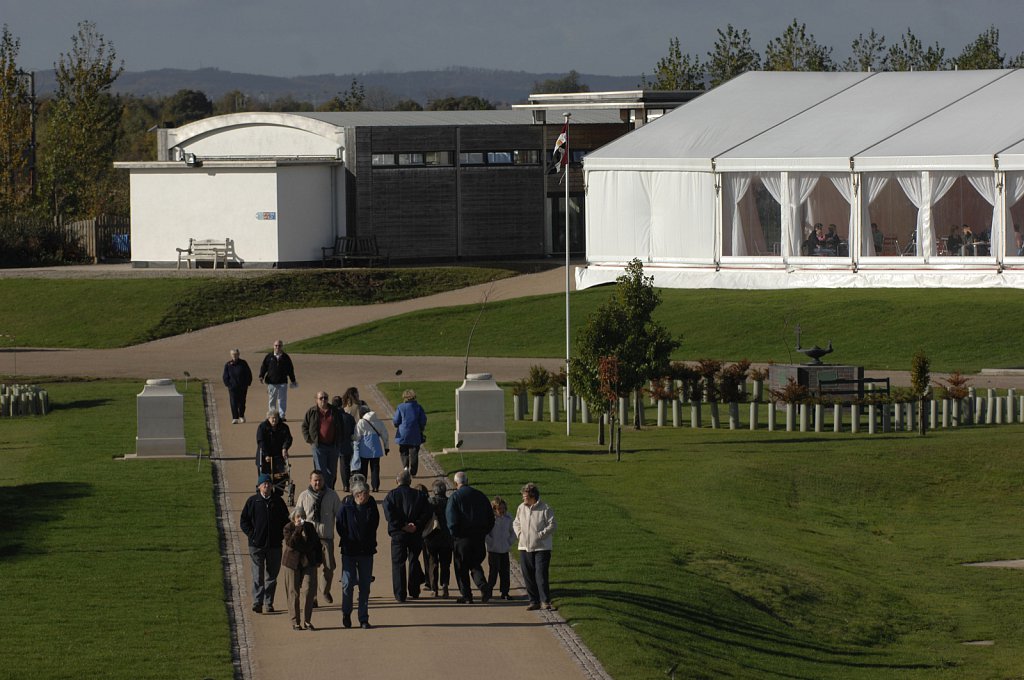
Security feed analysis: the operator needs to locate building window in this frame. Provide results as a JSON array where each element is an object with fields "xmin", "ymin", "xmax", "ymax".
[
  {"xmin": 398, "ymin": 153, "xmax": 425, "ymax": 166},
  {"xmin": 372, "ymin": 153, "xmax": 396, "ymax": 166},
  {"xmin": 487, "ymin": 151, "xmax": 514, "ymax": 165},
  {"xmin": 570, "ymin": 149, "xmax": 588, "ymax": 163},
  {"xmin": 459, "ymin": 152, "xmax": 485, "ymax": 165},
  {"xmin": 425, "ymin": 151, "xmax": 452, "ymax": 166},
  {"xmin": 514, "ymin": 150, "xmax": 540, "ymax": 165}
]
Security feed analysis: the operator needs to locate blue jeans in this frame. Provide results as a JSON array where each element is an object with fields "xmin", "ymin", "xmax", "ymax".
[
  {"xmin": 341, "ymin": 554, "xmax": 374, "ymax": 624},
  {"xmin": 249, "ymin": 545, "xmax": 282, "ymax": 606},
  {"xmin": 519, "ymin": 549, "xmax": 551, "ymax": 604},
  {"xmin": 311, "ymin": 442, "xmax": 340, "ymax": 489}
]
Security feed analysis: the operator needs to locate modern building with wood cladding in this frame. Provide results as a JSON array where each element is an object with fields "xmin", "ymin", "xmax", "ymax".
[{"xmin": 115, "ymin": 91, "xmax": 697, "ymax": 267}]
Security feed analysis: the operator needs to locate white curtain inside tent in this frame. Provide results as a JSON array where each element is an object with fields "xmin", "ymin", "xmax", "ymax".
[
  {"xmin": 762, "ymin": 173, "xmax": 819, "ymax": 257},
  {"xmin": 896, "ymin": 172, "xmax": 957, "ymax": 257},
  {"xmin": 859, "ymin": 175, "xmax": 889, "ymax": 256},
  {"xmin": 1006, "ymin": 173, "xmax": 1024, "ymax": 256},
  {"xmin": 966, "ymin": 173, "xmax": 1000, "ymax": 257}
]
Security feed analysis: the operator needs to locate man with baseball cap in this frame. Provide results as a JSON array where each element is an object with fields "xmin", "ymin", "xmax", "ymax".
[{"xmin": 240, "ymin": 473, "xmax": 290, "ymax": 614}]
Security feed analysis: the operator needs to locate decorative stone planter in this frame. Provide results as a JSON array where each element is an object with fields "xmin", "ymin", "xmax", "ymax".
[
  {"xmin": 513, "ymin": 393, "xmax": 524, "ymax": 421},
  {"xmin": 709, "ymin": 402, "xmax": 721, "ymax": 429},
  {"xmin": 728, "ymin": 402, "xmax": 739, "ymax": 430},
  {"xmin": 749, "ymin": 401, "xmax": 758, "ymax": 430},
  {"xmin": 532, "ymin": 394, "xmax": 544, "ymax": 422},
  {"xmin": 690, "ymin": 401, "xmax": 702, "ymax": 429}
]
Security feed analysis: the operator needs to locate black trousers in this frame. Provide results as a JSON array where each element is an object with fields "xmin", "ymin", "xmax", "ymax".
[
  {"xmin": 486, "ymin": 551, "xmax": 510, "ymax": 596},
  {"xmin": 390, "ymin": 533, "xmax": 425, "ymax": 601},
  {"xmin": 425, "ymin": 539, "xmax": 452, "ymax": 592},
  {"xmin": 228, "ymin": 387, "xmax": 248, "ymax": 420},
  {"xmin": 452, "ymin": 536, "xmax": 488, "ymax": 601}
]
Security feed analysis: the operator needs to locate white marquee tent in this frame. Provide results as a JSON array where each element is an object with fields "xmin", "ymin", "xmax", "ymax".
[{"xmin": 580, "ymin": 70, "xmax": 1024, "ymax": 289}]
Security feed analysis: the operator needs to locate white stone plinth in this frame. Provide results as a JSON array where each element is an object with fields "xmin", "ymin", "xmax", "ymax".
[
  {"xmin": 454, "ymin": 373, "xmax": 507, "ymax": 451},
  {"xmin": 136, "ymin": 378, "xmax": 186, "ymax": 456}
]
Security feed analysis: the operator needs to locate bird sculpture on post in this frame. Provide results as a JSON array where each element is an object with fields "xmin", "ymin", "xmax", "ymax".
[{"xmin": 795, "ymin": 324, "xmax": 833, "ymax": 365}]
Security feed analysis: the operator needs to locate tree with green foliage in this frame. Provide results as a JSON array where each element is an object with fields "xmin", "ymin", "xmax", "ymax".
[
  {"xmin": 319, "ymin": 79, "xmax": 366, "ymax": 112},
  {"xmin": 641, "ymin": 37, "xmax": 705, "ymax": 90},
  {"xmin": 427, "ymin": 95, "xmax": 494, "ymax": 110},
  {"xmin": 42, "ymin": 21, "xmax": 124, "ymax": 221},
  {"xmin": 952, "ymin": 26, "xmax": 1010, "ymax": 70},
  {"xmin": 533, "ymin": 70, "xmax": 590, "ymax": 94},
  {"xmin": 393, "ymin": 98, "xmax": 423, "ymax": 111},
  {"xmin": 764, "ymin": 19, "xmax": 834, "ymax": 71},
  {"xmin": 116, "ymin": 95, "xmax": 160, "ymax": 162},
  {"xmin": 163, "ymin": 89, "xmax": 213, "ymax": 126},
  {"xmin": 843, "ymin": 29, "xmax": 888, "ymax": 71},
  {"xmin": 706, "ymin": 25, "xmax": 761, "ymax": 87},
  {"xmin": 0, "ymin": 24, "xmax": 33, "ymax": 213},
  {"xmin": 887, "ymin": 29, "xmax": 945, "ymax": 71},
  {"xmin": 214, "ymin": 89, "xmax": 250, "ymax": 114},
  {"xmin": 570, "ymin": 258, "xmax": 680, "ymax": 433}
]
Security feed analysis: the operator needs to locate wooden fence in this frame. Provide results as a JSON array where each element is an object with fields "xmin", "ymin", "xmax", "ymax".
[{"xmin": 63, "ymin": 215, "xmax": 131, "ymax": 263}]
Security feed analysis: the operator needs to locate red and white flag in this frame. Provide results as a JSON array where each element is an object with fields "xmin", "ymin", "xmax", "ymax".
[{"xmin": 551, "ymin": 121, "xmax": 568, "ymax": 173}]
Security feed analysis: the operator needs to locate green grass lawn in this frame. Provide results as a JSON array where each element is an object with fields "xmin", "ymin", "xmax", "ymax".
[
  {"xmin": 0, "ymin": 267, "xmax": 513, "ymax": 348},
  {"xmin": 298, "ymin": 287, "xmax": 1024, "ymax": 373},
  {"xmin": 381, "ymin": 381, "xmax": 1024, "ymax": 680},
  {"xmin": 0, "ymin": 379, "xmax": 230, "ymax": 680}
]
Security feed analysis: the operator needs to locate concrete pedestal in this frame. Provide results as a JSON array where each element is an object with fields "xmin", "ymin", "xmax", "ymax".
[
  {"xmin": 454, "ymin": 373, "xmax": 507, "ymax": 451},
  {"xmin": 136, "ymin": 378, "xmax": 186, "ymax": 456}
]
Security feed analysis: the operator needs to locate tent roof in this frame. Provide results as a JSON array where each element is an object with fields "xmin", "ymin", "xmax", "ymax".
[
  {"xmin": 584, "ymin": 71, "xmax": 871, "ymax": 172},
  {"xmin": 586, "ymin": 69, "xmax": 1024, "ymax": 175}
]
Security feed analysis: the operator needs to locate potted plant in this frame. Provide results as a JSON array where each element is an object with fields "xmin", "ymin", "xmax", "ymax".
[{"xmin": 526, "ymin": 365, "xmax": 551, "ymax": 422}]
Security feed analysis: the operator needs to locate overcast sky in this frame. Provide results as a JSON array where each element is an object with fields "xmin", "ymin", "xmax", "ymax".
[{"xmin": 4, "ymin": 0, "xmax": 1024, "ymax": 77}]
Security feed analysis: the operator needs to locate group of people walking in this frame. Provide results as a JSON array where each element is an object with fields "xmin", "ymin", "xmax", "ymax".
[
  {"xmin": 241, "ymin": 466, "xmax": 557, "ymax": 631},
  {"xmin": 231, "ymin": 341, "xmax": 556, "ymax": 631}
]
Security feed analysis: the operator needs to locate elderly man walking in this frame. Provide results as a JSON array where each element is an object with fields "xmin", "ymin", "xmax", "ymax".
[
  {"xmin": 302, "ymin": 391, "xmax": 349, "ymax": 490},
  {"xmin": 296, "ymin": 469, "xmax": 343, "ymax": 605},
  {"xmin": 222, "ymin": 348, "xmax": 253, "ymax": 424},
  {"xmin": 259, "ymin": 339, "xmax": 297, "ymax": 420},
  {"xmin": 445, "ymin": 471, "xmax": 494, "ymax": 604},
  {"xmin": 240, "ymin": 473, "xmax": 290, "ymax": 614},
  {"xmin": 382, "ymin": 469, "xmax": 432, "ymax": 602}
]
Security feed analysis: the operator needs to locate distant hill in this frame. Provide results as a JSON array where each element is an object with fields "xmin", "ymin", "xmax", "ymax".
[{"xmin": 31, "ymin": 66, "xmax": 643, "ymax": 107}]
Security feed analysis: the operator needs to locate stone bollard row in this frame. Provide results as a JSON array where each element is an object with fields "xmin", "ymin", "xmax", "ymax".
[{"xmin": 0, "ymin": 384, "xmax": 50, "ymax": 417}]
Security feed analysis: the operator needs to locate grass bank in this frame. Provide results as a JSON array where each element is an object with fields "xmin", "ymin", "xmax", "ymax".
[
  {"xmin": 0, "ymin": 379, "xmax": 230, "ymax": 679},
  {"xmin": 381, "ymin": 381, "xmax": 1024, "ymax": 679},
  {"xmin": 0, "ymin": 267, "xmax": 514, "ymax": 349},
  {"xmin": 301, "ymin": 287, "xmax": 1024, "ymax": 372}
]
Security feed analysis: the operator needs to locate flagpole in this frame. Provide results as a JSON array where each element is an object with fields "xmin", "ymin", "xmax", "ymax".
[{"xmin": 563, "ymin": 112, "xmax": 571, "ymax": 437}]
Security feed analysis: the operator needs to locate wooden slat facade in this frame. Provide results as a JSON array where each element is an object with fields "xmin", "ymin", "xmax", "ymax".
[{"xmin": 347, "ymin": 120, "xmax": 631, "ymax": 261}]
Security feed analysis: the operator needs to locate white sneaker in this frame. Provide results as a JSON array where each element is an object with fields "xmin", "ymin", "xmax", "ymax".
[
  {"xmin": 231, "ymin": 419, "xmax": 239, "ymax": 424},
  {"xmin": 239, "ymin": 417, "xmax": 245, "ymax": 423}
]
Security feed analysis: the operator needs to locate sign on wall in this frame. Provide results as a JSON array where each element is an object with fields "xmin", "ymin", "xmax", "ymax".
[{"xmin": 256, "ymin": 212, "xmax": 277, "ymax": 220}]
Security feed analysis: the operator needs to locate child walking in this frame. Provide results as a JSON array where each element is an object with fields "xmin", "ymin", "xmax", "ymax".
[{"xmin": 485, "ymin": 496, "xmax": 516, "ymax": 600}]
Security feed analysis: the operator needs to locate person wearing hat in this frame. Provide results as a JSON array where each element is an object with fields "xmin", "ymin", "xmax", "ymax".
[
  {"xmin": 240, "ymin": 473, "xmax": 290, "ymax": 614},
  {"xmin": 392, "ymin": 388, "xmax": 427, "ymax": 476}
]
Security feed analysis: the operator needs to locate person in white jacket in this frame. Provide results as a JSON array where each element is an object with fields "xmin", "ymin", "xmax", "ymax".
[
  {"xmin": 353, "ymin": 406, "xmax": 389, "ymax": 492},
  {"xmin": 513, "ymin": 482, "xmax": 556, "ymax": 610}
]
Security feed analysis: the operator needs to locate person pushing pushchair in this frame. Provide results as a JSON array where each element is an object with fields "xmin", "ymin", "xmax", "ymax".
[{"xmin": 256, "ymin": 410, "xmax": 295, "ymax": 503}]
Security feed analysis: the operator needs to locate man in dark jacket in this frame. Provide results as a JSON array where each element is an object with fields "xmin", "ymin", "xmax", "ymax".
[
  {"xmin": 302, "ymin": 391, "xmax": 352, "ymax": 490},
  {"xmin": 336, "ymin": 478, "xmax": 380, "ymax": 629},
  {"xmin": 240, "ymin": 473, "xmax": 290, "ymax": 614},
  {"xmin": 445, "ymin": 470, "xmax": 495, "ymax": 604},
  {"xmin": 222, "ymin": 348, "xmax": 253, "ymax": 424},
  {"xmin": 259, "ymin": 339, "xmax": 296, "ymax": 420},
  {"xmin": 382, "ymin": 469, "xmax": 432, "ymax": 602}
]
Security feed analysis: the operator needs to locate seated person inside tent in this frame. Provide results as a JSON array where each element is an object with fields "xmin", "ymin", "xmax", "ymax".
[
  {"xmin": 824, "ymin": 224, "xmax": 842, "ymax": 256},
  {"xmin": 804, "ymin": 223, "xmax": 828, "ymax": 256},
  {"xmin": 947, "ymin": 224, "xmax": 963, "ymax": 256},
  {"xmin": 871, "ymin": 223, "xmax": 884, "ymax": 254}
]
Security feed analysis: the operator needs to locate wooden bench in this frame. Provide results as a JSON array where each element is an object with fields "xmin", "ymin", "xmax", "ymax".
[
  {"xmin": 176, "ymin": 238, "xmax": 232, "ymax": 270},
  {"xmin": 321, "ymin": 235, "xmax": 388, "ymax": 267}
]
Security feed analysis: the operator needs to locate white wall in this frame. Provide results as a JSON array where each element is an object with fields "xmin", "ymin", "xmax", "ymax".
[
  {"xmin": 275, "ymin": 165, "xmax": 340, "ymax": 262},
  {"xmin": 130, "ymin": 168, "xmax": 282, "ymax": 265}
]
